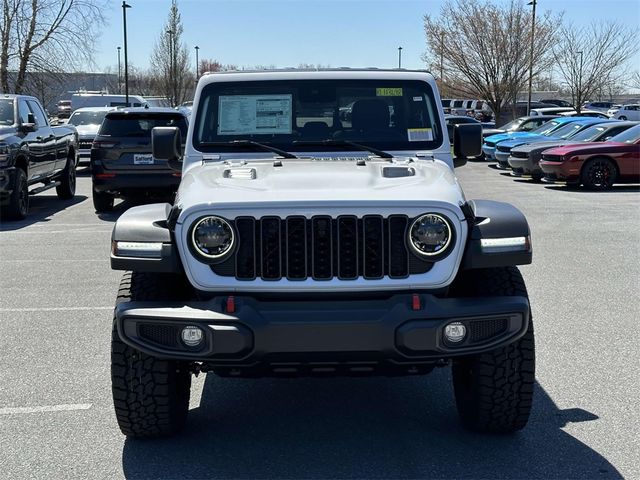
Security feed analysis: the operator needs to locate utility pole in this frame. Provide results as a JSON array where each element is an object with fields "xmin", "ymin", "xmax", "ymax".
[
  {"xmin": 122, "ymin": 2, "xmax": 131, "ymax": 106},
  {"xmin": 398, "ymin": 46, "xmax": 403, "ymax": 69},
  {"xmin": 526, "ymin": 0, "xmax": 537, "ymax": 116},
  {"xmin": 440, "ymin": 32, "xmax": 444, "ymax": 95},
  {"xmin": 117, "ymin": 46, "xmax": 121, "ymax": 94},
  {"xmin": 577, "ymin": 50, "xmax": 583, "ymax": 112},
  {"xmin": 195, "ymin": 45, "xmax": 200, "ymax": 80}
]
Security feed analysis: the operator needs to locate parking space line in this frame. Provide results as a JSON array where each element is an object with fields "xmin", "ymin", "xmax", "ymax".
[
  {"xmin": 0, "ymin": 404, "xmax": 92, "ymax": 415},
  {"xmin": 0, "ymin": 307, "xmax": 113, "ymax": 312}
]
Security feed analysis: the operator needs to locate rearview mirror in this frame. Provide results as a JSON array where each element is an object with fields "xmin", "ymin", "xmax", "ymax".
[
  {"xmin": 453, "ymin": 123, "xmax": 482, "ymax": 167},
  {"xmin": 152, "ymin": 126, "xmax": 182, "ymax": 171}
]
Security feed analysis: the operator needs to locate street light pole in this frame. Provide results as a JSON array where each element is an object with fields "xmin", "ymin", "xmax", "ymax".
[
  {"xmin": 122, "ymin": 1, "xmax": 131, "ymax": 106},
  {"xmin": 398, "ymin": 46, "xmax": 403, "ymax": 69},
  {"xmin": 166, "ymin": 29, "xmax": 174, "ymax": 106},
  {"xmin": 194, "ymin": 45, "xmax": 200, "ymax": 80},
  {"xmin": 440, "ymin": 32, "xmax": 444, "ymax": 92},
  {"xmin": 526, "ymin": 0, "xmax": 537, "ymax": 116},
  {"xmin": 117, "ymin": 46, "xmax": 121, "ymax": 94}
]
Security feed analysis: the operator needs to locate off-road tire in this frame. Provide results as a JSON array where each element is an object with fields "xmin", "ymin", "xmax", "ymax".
[
  {"xmin": 3, "ymin": 167, "xmax": 29, "ymax": 220},
  {"xmin": 581, "ymin": 157, "xmax": 617, "ymax": 190},
  {"xmin": 56, "ymin": 155, "xmax": 76, "ymax": 199},
  {"xmin": 111, "ymin": 271, "xmax": 192, "ymax": 438},
  {"xmin": 450, "ymin": 267, "xmax": 535, "ymax": 434},
  {"xmin": 92, "ymin": 188, "xmax": 114, "ymax": 212}
]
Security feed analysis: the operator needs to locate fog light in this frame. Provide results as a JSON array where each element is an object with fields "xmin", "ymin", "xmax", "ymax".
[
  {"xmin": 181, "ymin": 326, "xmax": 203, "ymax": 347},
  {"xmin": 444, "ymin": 322, "xmax": 466, "ymax": 343}
]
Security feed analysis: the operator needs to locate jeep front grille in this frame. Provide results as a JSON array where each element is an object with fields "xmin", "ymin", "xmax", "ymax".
[{"xmin": 210, "ymin": 215, "xmax": 432, "ymax": 281}]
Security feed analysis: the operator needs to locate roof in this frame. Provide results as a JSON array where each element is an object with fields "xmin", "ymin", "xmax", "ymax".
[
  {"xmin": 71, "ymin": 106, "xmax": 117, "ymax": 113},
  {"xmin": 106, "ymin": 107, "xmax": 185, "ymax": 116},
  {"xmin": 198, "ymin": 69, "xmax": 436, "ymax": 84},
  {"xmin": 1, "ymin": 93, "xmax": 38, "ymax": 101}
]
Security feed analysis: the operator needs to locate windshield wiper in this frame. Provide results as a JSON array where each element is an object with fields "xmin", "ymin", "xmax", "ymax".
[
  {"xmin": 292, "ymin": 139, "xmax": 393, "ymax": 159},
  {"xmin": 198, "ymin": 140, "xmax": 297, "ymax": 158}
]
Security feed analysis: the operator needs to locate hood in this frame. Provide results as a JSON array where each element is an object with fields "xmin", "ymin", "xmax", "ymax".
[
  {"xmin": 543, "ymin": 141, "xmax": 632, "ymax": 156},
  {"xmin": 485, "ymin": 131, "xmax": 532, "ymax": 144},
  {"xmin": 73, "ymin": 124, "xmax": 100, "ymax": 137},
  {"xmin": 177, "ymin": 157, "xmax": 465, "ymax": 213},
  {"xmin": 0, "ymin": 126, "xmax": 17, "ymax": 139},
  {"xmin": 511, "ymin": 139, "xmax": 580, "ymax": 153},
  {"xmin": 498, "ymin": 134, "xmax": 558, "ymax": 149}
]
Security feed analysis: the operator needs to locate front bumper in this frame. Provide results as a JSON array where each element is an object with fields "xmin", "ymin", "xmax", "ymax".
[
  {"xmin": 495, "ymin": 150, "xmax": 511, "ymax": 167},
  {"xmin": 540, "ymin": 160, "xmax": 578, "ymax": 183},
  {"xmin": 482, "ymin": 145, "xmax": 496, "ymax": 160},
  {"xmin": 115, "ymin": 293, "xmax": 530, "ymax": 375},
  {"xmin": 507, "ymin": 156, "xmax": 534, "ymax": 174}
]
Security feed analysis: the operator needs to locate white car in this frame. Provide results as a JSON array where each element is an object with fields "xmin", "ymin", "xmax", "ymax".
[
  {"xmin": 606, "ymin": 105, "xmax": 622, "ymax": 117},
  {"xmin": 529, "ymin": 107, "xmax": 574, "ymax": 116},
  {"xmin": 66, "ymin": 106, "xmax": 115, "ymax": 165},
  {"xmin": 107, "ymin": 69, "xmax": 535, "ymax": 438},
  {"xmin": 613, "ymin": 104, "xmax": 640, "ymax": 121}
]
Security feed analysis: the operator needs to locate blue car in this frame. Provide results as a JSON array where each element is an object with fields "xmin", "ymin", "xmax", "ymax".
[
  {"xmin": 494, "ymin": 118, "xmax": 618, "ymax": 168},
  {"xmin": 482, "ymin": 117, "xmax": 576, "ymax": 160}
]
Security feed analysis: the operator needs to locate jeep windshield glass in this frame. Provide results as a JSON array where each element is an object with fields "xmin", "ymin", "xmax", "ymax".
[
  {"xmin": 193, "ymin": 79, "xmax": 443, "ymax": 154},
  {"xmin": 198, "ymin": 140, "xmax": 297, "ymax": 158},
  {"xmin": 292, "ymin": 139, "xmax": 392, "ymax": 158}
]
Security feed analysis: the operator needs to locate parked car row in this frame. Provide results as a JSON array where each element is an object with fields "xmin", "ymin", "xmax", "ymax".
[{"xmin": 482, "ymin": 116, "xmax": 640, "ymax": 189}]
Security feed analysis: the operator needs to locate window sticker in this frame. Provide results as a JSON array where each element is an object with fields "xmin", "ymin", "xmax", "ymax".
[
  {"xmin": 218, "ymin": 94, "xmax": 292, "ymax": 135},
  {"xmin": 407, "ymin": 128, "xmax": 433, "ymax": 142},
  {"xmin": 376, "ymin": 87, "xmax": 403, "ymax": 97}
]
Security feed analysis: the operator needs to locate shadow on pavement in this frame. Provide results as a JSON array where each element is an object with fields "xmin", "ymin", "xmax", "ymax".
[
  {"xmin": 0, "ymin": 194, "xmax": 87, "ymax": 231},
  {"xmin": 544, "ymin": 184, "xmax": 640, "ymax": 194},
  {"xmin": 121, "ymin": 371, "xmax": 619, "ymax": 479}
]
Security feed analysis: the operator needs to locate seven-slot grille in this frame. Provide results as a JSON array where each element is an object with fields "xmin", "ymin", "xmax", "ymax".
[{"xmin": 210, "ymin": 215, "xmax": 434, "ymax": 281}]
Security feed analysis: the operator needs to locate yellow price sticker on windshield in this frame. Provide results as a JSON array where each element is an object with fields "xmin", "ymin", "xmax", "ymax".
[{"xmin": 376, "ymin": 87, "xmax": 403, "ymax": 97}]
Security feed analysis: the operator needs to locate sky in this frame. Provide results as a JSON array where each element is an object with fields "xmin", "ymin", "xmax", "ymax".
[{"xmin": 94, "ymin": 0, "xmax": 640, "ymax": 74}]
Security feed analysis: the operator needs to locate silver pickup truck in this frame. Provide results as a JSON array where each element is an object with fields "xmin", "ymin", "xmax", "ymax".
[
  {"xmin": 0, "ymin": 94, "xmax": 77, "ymax": 219},
  {"xmin": 108, "ymin": 69, "xmax": 534, "ymax": 438}
]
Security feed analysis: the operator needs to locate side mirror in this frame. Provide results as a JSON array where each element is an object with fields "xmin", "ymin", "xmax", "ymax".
[
  {"xmin": 152, "ymin": 126, "xmax": 182, "ymax": 171},
  {"xmin": 453, "ymin": 123, "xmax": 482, "ymax": 167}
]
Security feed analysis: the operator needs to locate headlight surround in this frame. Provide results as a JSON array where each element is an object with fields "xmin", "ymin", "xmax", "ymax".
[
  {"xmin": 408, "ymin": 213, "xmax": 453, "ymax": 258},
  {"xmin": 190, "ymin": 216, "xmax": 235, "ymax": 261}
]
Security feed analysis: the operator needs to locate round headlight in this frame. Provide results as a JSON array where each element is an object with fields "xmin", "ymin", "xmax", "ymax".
[
  {"xmin": 191, "ymin": 216, "xmax": 234, "ymax": 259},
  {"xmin": 409, "ymin": 214, "xmax": 452, "ymax": 257}
]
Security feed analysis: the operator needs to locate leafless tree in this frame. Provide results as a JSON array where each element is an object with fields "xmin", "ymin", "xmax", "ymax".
[
  {"xmin": 553, "ymin": 22, "xmax": 638, "ymax": 112},
  {"xmin": 627, "ymin": 71, "xmax": 640, "ymax": 91},
  {"xmin": 1, "ymin": 0, "xmax": 106, "ymax": 93},
  {"xmin": 149, "ymin": 0, "xmax": 193, "ymax": 106},
  {"xmin": 422, "ymin": 0, "xmax": 560, "ymax": 124}
]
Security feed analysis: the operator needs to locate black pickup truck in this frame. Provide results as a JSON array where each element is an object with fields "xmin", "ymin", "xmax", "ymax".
[{"xmin": 0, "ymin": 94, "xmax": 78, "ymax": 219}]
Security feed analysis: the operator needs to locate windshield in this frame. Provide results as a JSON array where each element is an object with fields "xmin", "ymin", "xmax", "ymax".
[
  {"xmin": 68, "ymin": 110, "xmax": 109, "ymax": 126},
  {"xmin": 193, "ymin": 79, "xmax": 443, "ymax": 154},
  {"xmin": 609, "ymin": 124, "xmax": 640, "ymax": 144},
  {"xmin": 499, "ymin": 119, "xmax": 523, "ymax": 131},
  {"xmin": 0, "ymin": 98, "xmax": 14, "ymax": 125},
  {"xmin": 551, "ymin": 123, "xmax": 585, "ymax": 139},
  {"xmin": 530, "ymin": 120, "xmax": 562, "ymax": 135},
  {"xmin": 570, "ymin": 125, "xmax": 608, "ymax": 142}
]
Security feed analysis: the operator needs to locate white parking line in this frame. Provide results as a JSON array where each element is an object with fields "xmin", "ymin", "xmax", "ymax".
[
  {"xmin": 0, "ymin": 404, "xmax": 92, "ymax": 415},
  {"xmin": 0, "ymin": 307, "xmax": 112, "ymax": 312}
]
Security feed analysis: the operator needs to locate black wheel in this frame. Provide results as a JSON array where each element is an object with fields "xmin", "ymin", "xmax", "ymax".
[
  {"xmin": 56, "ymin": 155, "xmax": 76, "ymax": 199},
  {"xmin": 581, "ymin": 157, "xmax": 617, "ymax": 190},
  {"xmin": 92, "ymin": 188, "xmax": 114, "ymax": 212},
  {"xmin": 618, "ymin": 116, "xmax": 627, "ymax": 120},
  {"xmin": 531, "ymin": 172, "xmax": 543, "ymax": 182},
  {"xmin": 111, "ymin": 271, "xmax": 193, "ymax": 438},
  {"xmin": 2, "ymin": 168, "xmax": 29, "ymax": 220},
  {"xmin": 450, "ymin": 267, "xmax": 535, "ymax": 433}
]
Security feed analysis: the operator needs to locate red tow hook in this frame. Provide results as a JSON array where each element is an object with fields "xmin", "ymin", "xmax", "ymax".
[
  {"xmin": 412, "ymin": 294, "xmax": 421, "ymax": 311},
  {"xmin": 226, "ymin": 296, "xmax": 236, "ymax": 314}
]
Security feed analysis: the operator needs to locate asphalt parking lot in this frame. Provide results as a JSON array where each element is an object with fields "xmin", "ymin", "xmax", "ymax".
[{"xmin": 0, "ymin": 162, "xmax": 638, "ymax": 479}]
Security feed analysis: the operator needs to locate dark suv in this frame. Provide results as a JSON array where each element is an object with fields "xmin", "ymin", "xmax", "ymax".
[{"xmin": 90, "ymin": 108, "xmax": 188, "ymax": 212}]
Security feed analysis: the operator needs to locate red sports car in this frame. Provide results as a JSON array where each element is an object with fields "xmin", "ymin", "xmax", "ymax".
[{"xmin": 540, "ymin": 124, "xmax": 640, "ymax": 189}]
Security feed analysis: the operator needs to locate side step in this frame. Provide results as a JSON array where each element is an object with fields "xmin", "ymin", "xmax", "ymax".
[{"xmin": 29, "ymin": 181, "xmax": 61, "ymax": 195}]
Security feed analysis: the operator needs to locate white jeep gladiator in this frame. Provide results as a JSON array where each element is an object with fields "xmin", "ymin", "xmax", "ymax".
[{"xmin": 109, "ymin": 69, "xmax": 534, "ymax": 438}]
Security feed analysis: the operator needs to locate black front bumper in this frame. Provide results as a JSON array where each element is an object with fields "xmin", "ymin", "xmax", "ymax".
[{"xmin": 115, "ymin": 293, "xmax": 530, "ymax": 375}]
